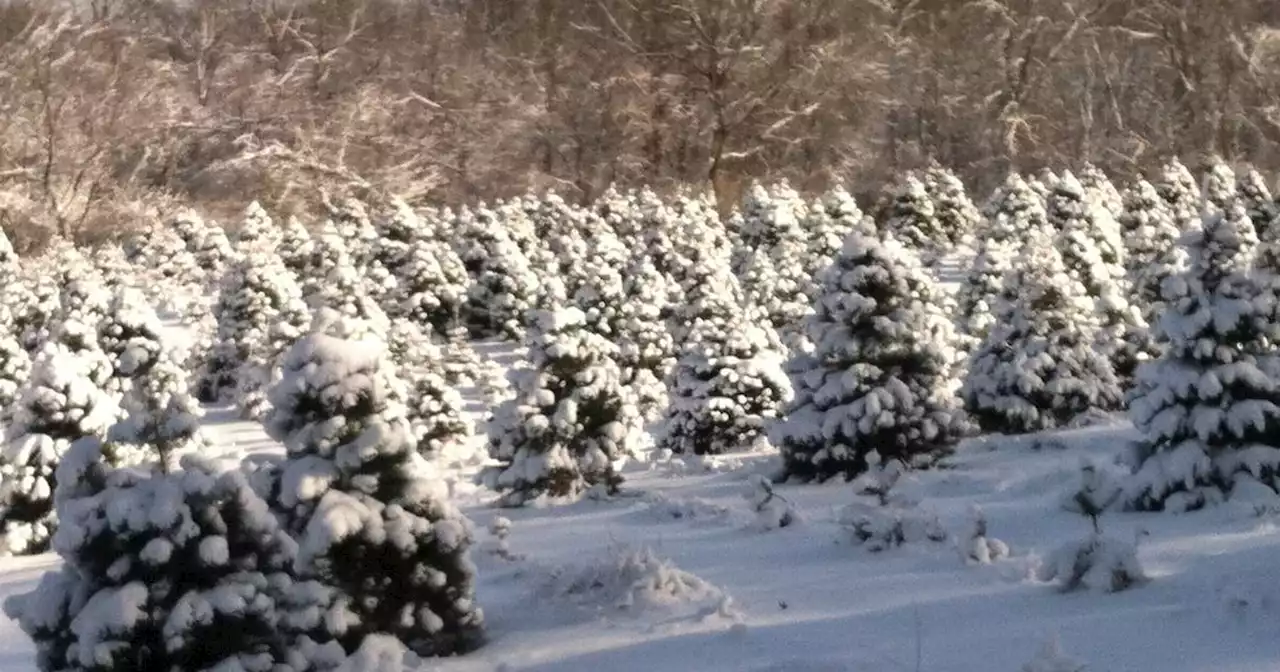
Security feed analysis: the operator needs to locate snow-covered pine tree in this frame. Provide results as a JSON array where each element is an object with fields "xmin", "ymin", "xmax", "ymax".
[
  {"xmin": 979, "ymin": 173, "xmax": 1051, "ymax": 247},
  {"xmin": 1126, "ymin": 203, "xmax": 1280, "ymax": 512},
  {"xmin": 801, "ymin": 187, "xmax": 869, "ymax": 284},
  {"xmin": 49, "ymin": 319, "xmax": 116, "ymax": 393},
  {"xmin": 884, "ymin": 174, "xmax": 948, "ymax": 264},
  {"xmin": 279, "ymin": 214, "xmax": 315, "ymax": 276},
  {"xmin": 1237, "ymin": 167, "xmax": 1277, "ymax": 242},
  {"xmin": 659, "ymin": 312, "xmax": 792, "ymax": 458},
  {"xmin": 955, "ymin": 236, "xmax": 1019, "ymax": 345},
  {"xmin": 0, "ymin": 345, "xmax": 117, "ymax": 555},
  {"xmin": 324, "ymin": 195, "xmax": 380, "ymax": 270},
  {"xmin": 108, "ymin": 347, "xmax": 211, "ymax": 473},
  {"xmin": 1202, "ymin": 157, "xmax": 1239, "ymax": 215},
  {"xmin": 464, "ymin": 232, "xmax": 542, "ymax": 340},
  {"xmin": 1048, "ymin": 172, "xmax": 1126, "ymax": 294},
  {"xmin": 7, "ymin": 274, "xmax": 61, "ymax": 353},
  {"xmin": 484, "ymin": 308, "xmax": 642, "ymax": 504},
  {"xmin": 403, "ymin": 364, "xmax": 473, "ymax": 463},
  {"xmin": 234, "ymin": 200, "xmax": 282, "ymax": 254},
  {"xmin": 773, "ymin": 233, "xmax": 966, "ymax": 482},
  {"xmin": 961, "ymin": 230, "xmax": 1123, "ymax": 435},
  {"xmin": 199, "ymin": 252, "xmax": 309, "ymax": 406},
  {"xmin": 265, "ymin": 325, "xmax": 486, "ymax": 656},
  {"xmin": 615, "ymin": 256, "xmax": 676, "ymax": 419},
  {"xmin": 56, "ymin": 270, "xmax": 112, "ymax": 330},
  {"xmin": 1078, "ymin": 162, "xmax": 1123, "ymax": 218},
  {"xmin": 97, "ymin": 287, "xmax": 165, "ymax": 394},
  {"xmin": 1155, "ymin": 158, "xmax": 1203, "ymax": 229},
  {"xmin": 923, "ymin": 165, "xmax": 980, "ymax": 252},
  {"xmin": 4, "ymin": 438, "xmax": 335, "ymax": 671},
  {"xmin": 1120, "ymin": 179, "xmax": 1183, "ymax": 321},
  {"xmin": 0, "ymin": 225, "xmax": 16, "ymax": 279},
  {"xmin": 299, "ymin": 231, "xmax": 350, "ymax": 304},
  {"xmin": 0, "ymin": 336, "xmax": 29, "ymax": 413},
  {"xmin": 392, "ymin": 238, "xmax": 470, "ymax": 337}
]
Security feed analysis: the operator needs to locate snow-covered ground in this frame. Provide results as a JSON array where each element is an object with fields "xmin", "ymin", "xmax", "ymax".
[{"xmin": 3, "ymin": 340, "xmax": 1280, "ymax": 671}]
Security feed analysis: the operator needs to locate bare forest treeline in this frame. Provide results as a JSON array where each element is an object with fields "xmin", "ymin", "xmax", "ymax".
[{"xmin": 3, "ymin": 0, "xmax": 1280, "ymax": 250}]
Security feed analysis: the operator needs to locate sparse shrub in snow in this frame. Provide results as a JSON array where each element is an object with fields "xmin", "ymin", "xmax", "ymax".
[
  {"xmin": 1037, "ymin": 532, "xmax": 1147, "ymax": 594},
  {"xmin": 265, "ymin": 325, "xmax": 486, "ymax": 656},
  {"xmin": 659, "ymin": 316, "xmax": 790, "ymax": 457},
  {"xmin": 1021, "ymin": 635, "xmax": 1086, "ymax": 672},
  {"xmin": 961, "ymin": 506, "xmax": 1009, "ymax": 565},
  {"xmin": 745, "ymin": 474, "xmax": 797, "ymax": 530},
  {"xmin": 1121, "ymin": 179, "xmax": 1185, "ymax": 325},
  {"xmin": 0, "ymin": 345, "xmax": 117, "ymax": 555},
  {"xmin": 1126, "ymin": 203, "xmax": 1280, "ymax": 512},
  {"xmin": 837, "ymin": 461, "xmax": 947, "ymax": 553},
  {"xmin": 0, "ymin": 336, "xmax": 30, "ymax": 412},
  {"xmin": 961, "ymin": 229, "xmax": 1122, "ymax": 435},
  {"xmin": 774, "ymin": 233, "xmax": 965, "ymax": 482},
  {"xmin": 1039, "ymin": 462, "xmax": 1148, "ymax": 592},
  {"xmin": 484, "ymin": 308, "xmax": 643, "ymax": 505},
  {"xmin": 3, "ymin": 439, "xmax": 332, "ymax": 671},
  {"xmin": 482, "ymin": 516, "xmax": 521, "ymax": 561},
  {"xmin": 548, "ymin": 546, "xmax": 737, "ymax": 621}
]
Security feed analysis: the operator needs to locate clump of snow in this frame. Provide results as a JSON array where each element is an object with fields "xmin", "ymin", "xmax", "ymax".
[
  {"xmin": 1021, "ymin": 634, "xmax": 1086, "ymax": 672},
  {"xmin": 546, "ymin": 546, "xmax": 739, "ymax": 622},
  {"xmin": 960, "ymin": 506, "xmax": 1009, "ymax": 565},
  {"xmin": 1035, "ymin": 533, "xmax": 1148, "ymax": 593}
]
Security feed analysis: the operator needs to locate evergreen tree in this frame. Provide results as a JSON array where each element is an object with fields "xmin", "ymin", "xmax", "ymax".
[
  {"xmin": 97, "ymin": 287, "xmax": 166, "ymax": 393},
  {"xmin": 1078, "ymin": 162, "xmax": 1123, "ymax": 218},
  {"xmin": 961, "ymin": 233, "xmax": 1122, "ymax": 435},
  {"xmin": 979, "ymin": 173, "xmax": 1050, "ymax": 247},
  {"xmin": 0, "ymin": 345, "xmax": 117, "ymax": 555},
  {"xmin": 234, "ymin": 200, "xmax": 281, "ymax": 254},
  {"xmin": 1155, "ymin": 158, "xmax": 1203, "ymax": 229},
  {"xmin": 1126, "ymin": 204, "xmax": 1280, "ymax": 512},
  {"xmin": 884, "ymin": 175, "xmax": 947, "ymax": 263},
  {"xmin": 923, "ymin": 165, "xmax": 980, "ymax": 251},
  {"xmin": 1201, "ymin": 157, "xmax": 1239, "ymax": 214},
  {"xmin": 199, "ymin": 252, "xmax": 309, "ymax": 405},
  {"xmin": 465, "ymin": 233, "xmax": 542, "ymax": 340},
  {"xmin": 484, "ymin": 308, "xmax": 642, "ymax": 504},
  {"xmin": 1237, "ymin": 168, "xmax": 1277, "ymax": 241},
  {"xmin": 1048, "ymin": 172, "xmax": 1125, "ymax": 294},
  {"xmin": 773, "ymin": 234, "xmax": 965, "ymax": 482},
  {"xmin": 266, "ymin": 324, "xmax": 486, "ymax": 655},
  {"xmin": 4, "ymin": 438, "xmax": 335, "ymax": 672},
  {"xmin": 1120, "ymin": 179, "xmax": 1185, "ymax": 325},
  {"xmin": 802, "ymin": 187, "xmax": 868, "ymax": 282},
  {"xmin": 0, "ymin": 336, "xmax": 30, "ymax": 413},
  {"xmin": 393, "ymin": 238, "xmax": 470, "ymax": 337},
  {"xmin": 109, "ymin": 349, "xmax": 211, "ymax": 473},
  {"xmin": 660, "ymin": 310, "xmax": 791, "ymax": 458},
  {"xmin": 956, "ymin": 236, "xmax": 1019, "ymax": 345}
]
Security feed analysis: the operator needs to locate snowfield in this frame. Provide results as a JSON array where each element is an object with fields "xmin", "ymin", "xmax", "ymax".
[{"xmin": 3, "ymin": 341, "xmax": 1278, "ymax": 672}]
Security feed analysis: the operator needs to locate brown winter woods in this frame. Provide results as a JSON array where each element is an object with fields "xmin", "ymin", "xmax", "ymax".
[{"xmin": 2, "ymin": 0, "xmax": 1280, "ymax": 247}]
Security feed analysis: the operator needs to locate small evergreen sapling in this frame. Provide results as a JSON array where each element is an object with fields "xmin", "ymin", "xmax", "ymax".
[
  {"xmin": 265, "ymin": 324, "xmax": 486, "ymax": 657},
  {"xmin": 1038, "ymin": 462, "xmax": 1147, "ymax": 593},
  {"xmin": 773, "ymin": 234, "xmax": 966, "ymax": 482},
  {"xmin": 961, "ymin": 231, "xmax": 1122, "ymax": 435},
  {"xmin": 484, "ymin": 308, "xmax": 643, "ymax": 505}
]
